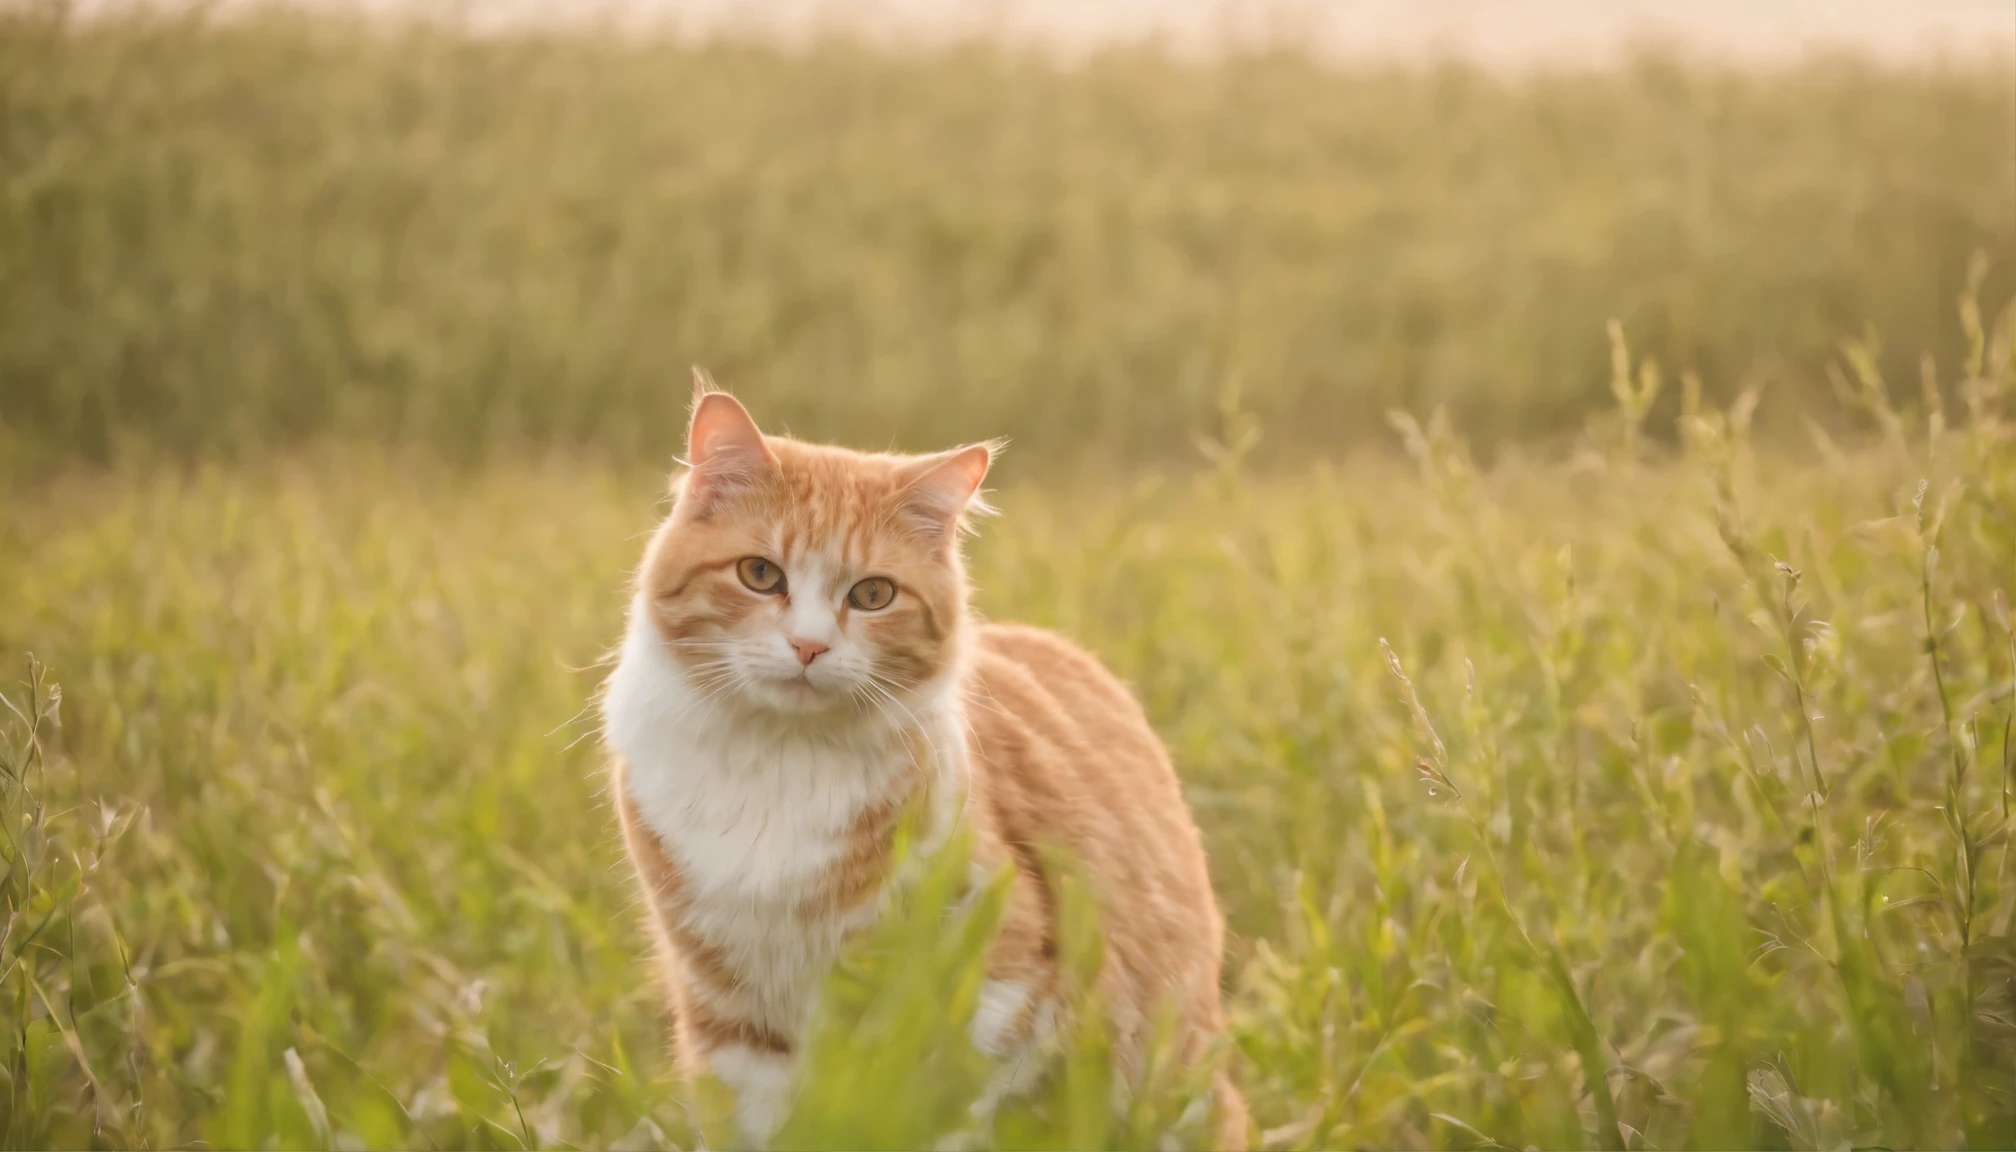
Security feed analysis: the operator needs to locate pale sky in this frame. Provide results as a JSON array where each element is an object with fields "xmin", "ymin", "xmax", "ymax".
[{"xmin": 90, "ymin": 0, "xmax": 2016, "ymax": 66}]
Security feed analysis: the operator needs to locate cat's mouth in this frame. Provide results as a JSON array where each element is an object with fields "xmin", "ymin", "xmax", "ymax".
[{"xmin": 745, "ymin": 668, "xmax": 845, "ymax": 712}]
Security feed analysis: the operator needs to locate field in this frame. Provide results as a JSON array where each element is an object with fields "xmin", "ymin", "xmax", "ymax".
[
  {"xmin": 5, "ymin": 6, "xmax": 2015, "ymax": 469},
  {"xmin": 4, "ymin": 5, "xmax": 2016, "ymax": 1150}
]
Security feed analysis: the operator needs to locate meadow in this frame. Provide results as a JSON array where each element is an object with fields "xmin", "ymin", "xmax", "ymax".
[
  {"xmin": 4, "ymin": 5, "xmax": 2016, "ymax": 1150},
  {"xmin": 3, "ymin": 5, "xmax": 2014, "ymax": 469}
]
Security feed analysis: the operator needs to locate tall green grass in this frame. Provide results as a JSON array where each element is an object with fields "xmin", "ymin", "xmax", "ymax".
[
  {"xmin": 6, "ymin": 6, "xmax": 2016, "ymax": 1146},
  {"xmin": 1, "ymin": 5, "xmax": 2012, "ymax": 466},
  {"xmin": 4, "ymin": 294, "xmax": 2013, "ymax": 1147}
]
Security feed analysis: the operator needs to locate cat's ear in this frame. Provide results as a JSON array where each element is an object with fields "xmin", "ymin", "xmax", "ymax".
[
  {"xmin": 689, "ymin": 365, "xmax": 719, "ymax": 407},
  {"xmin": 898, "ymin": 441, "xmax": 1001, "ymax": 539},
  {"xmin": 677, "ymin": 376, "xmax": 774, "ymax": 514}
]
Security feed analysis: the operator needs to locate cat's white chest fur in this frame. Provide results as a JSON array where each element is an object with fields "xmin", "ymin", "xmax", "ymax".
[
  {"xmin": 600, "ymin": 601, "xmax": 947, "ymax": 887},
  {"xmin": 607, "ymin": 616, "xmax": 896, "ymax": 901},
  {"xmin": 601, "ymin": 598, "xmax": 969, "ymax": 1141},
  {"xmin": 603, "ymin": 594, "xmax": 926, "ymax": 923}
]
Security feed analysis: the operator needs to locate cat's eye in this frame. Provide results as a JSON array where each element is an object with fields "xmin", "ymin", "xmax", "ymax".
[
  {"xmin": 847, "ymin": 577, "xmax": 896, "ymax": 611},
  {"xmin": 737, "ymin": 557, "xmax": 785, "ymax": 594}
]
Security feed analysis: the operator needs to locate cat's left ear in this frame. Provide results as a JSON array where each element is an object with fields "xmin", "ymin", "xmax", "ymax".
[
  {"xmin": 898, "ymin": 441, "xmax": 1001, "ymax": 539},
  {"xmin": 677, "ymin": 372, "xmax": 776, "ymax": 515}
]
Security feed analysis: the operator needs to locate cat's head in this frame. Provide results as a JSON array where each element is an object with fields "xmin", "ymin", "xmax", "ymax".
[{"xmin": 636, "ymin": 383, "xmax": 996, "ymax": 720}]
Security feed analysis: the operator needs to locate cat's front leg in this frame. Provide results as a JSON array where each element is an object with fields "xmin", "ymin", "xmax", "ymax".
[
  {"xmin": 670, "ymin": 982, "xmax": 802, "ymax": 1150},
  {"xmin": 964, "ymin": 869, "xmax": 1065, "ymax": 1123},
  {"xmin": 705, "ymin": 1043, "xmax": 795, "ymax": 1149},
  {"xmin": 968, "ymin": 977, "xmax": 1061, "ymax": 1119}
]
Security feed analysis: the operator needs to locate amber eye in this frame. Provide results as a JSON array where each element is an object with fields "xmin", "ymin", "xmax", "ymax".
[
  {"xmin": 847, "ymin": 577, "xmax": 896, "ymax": 611},
  {"xmin": 737, "ymin": 557, "xmax": 785, "ymax": 594}
]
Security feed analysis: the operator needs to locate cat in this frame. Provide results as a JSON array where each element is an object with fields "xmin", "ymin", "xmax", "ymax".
[{"xmin": 600, "ymin": 377, "xmax": 1246, "ymax": 1149}]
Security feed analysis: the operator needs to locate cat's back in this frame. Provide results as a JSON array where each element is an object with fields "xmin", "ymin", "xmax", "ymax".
[
  {"xmin": 964, "ymin": 622, "xmax": 1202, "ymax": 844},
  {"xmin": 963, "ymin": 622, "xmax": 1224, "ymax": 1020},
  {"xmin": 969, "ymin": 623, "xmax": 1151, "ymax": 747}
]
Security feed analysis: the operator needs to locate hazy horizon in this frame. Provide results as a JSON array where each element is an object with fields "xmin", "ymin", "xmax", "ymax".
[{"xmin": 72, "ymin": 0, "xmax": 2016, "ymax": 67}]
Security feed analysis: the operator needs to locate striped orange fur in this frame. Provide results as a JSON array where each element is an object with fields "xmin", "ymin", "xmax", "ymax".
[{"xmin": 600, "ymin": 378, "xmax": 1244, "ymax": 1148}]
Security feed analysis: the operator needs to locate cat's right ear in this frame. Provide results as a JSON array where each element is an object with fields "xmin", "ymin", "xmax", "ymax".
[{"xmin": 676, "ymin": 378, "xmax": 774, "ymax": 514}]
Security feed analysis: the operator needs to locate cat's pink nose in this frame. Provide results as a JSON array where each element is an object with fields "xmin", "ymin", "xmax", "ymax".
[{"xmin": 789, "ymin": 637, "xmax": 830, "ymax": 667}]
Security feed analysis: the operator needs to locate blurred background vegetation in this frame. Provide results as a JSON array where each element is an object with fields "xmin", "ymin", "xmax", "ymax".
[
  {"xmin": 3, "ymin": 2, "xmax": 2015, "ymax": 1150},
  {"xmin": 1, "ymin": 4, "xmax": 2011, "ymax": 468}
]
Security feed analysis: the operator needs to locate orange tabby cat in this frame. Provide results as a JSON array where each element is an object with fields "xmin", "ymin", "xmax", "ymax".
[{"xmin": 600, "ymin": 379, "xmax": 1245, "ymax": 1148}]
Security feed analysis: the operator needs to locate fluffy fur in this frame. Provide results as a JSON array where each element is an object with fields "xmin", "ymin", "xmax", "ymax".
[{"xmin": 600, "ymin": 380, "xmax": 1245, "ymax": 1148}]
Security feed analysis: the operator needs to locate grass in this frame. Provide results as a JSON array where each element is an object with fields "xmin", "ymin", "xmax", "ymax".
[
  {"xmin": 4, "ymin": 298, "xmax": 2015, "ymax": 1147},
  {"xmin": 1, "ymin": 5, "xmax": 2013, "ymax": 467},
  {"xmin": 5, "ymin": 5, "xmax": 2016, "ymax": 1147}
]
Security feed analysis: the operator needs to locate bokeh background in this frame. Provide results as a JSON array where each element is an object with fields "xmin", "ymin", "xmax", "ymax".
[
  {"xmin": 6, "ymin": 0, "xmax": 2014, "ymax": 470},
  {"xmin": 3, "ymin": 2, "xmax": 2014, "ymax": 1149}
]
